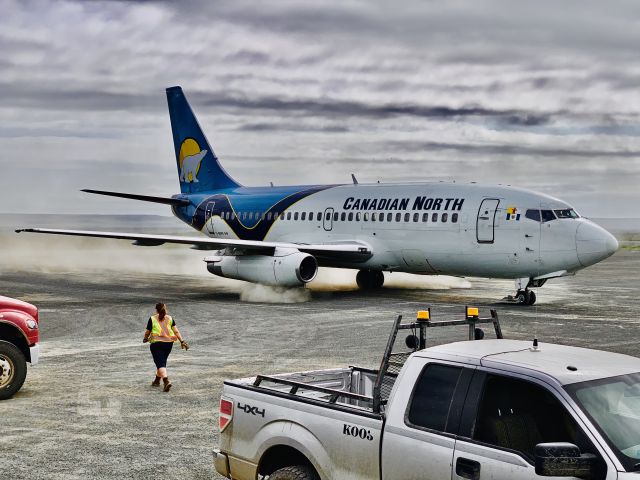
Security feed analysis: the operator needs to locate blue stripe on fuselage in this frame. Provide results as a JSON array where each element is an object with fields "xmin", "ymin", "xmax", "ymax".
[{"xmin": 172, "ymin": 184, "xmax": 339, "ymax": 241}]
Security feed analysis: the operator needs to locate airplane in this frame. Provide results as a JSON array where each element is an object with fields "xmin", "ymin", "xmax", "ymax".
[{"xmin": 17, "ymin": 86, "xmax": 619, "ymax": 305}]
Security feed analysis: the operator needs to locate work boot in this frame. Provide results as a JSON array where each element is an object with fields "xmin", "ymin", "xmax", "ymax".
[
  {"xmin": 151, "ymin": 376, "xmax": 161, "ymax": 387},
  {"xmin": 163, "ymin": 377, "xmax": 172, "ymax": 392}
]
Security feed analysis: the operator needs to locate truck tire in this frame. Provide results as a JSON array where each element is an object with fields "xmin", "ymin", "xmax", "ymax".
[
  {"xmin": 0, "ymin": 341, "xmax": 27, "ymax": 400},
  {"xmin": 269, "ymin": 465, "xmax": 319, "ymax": 480}
]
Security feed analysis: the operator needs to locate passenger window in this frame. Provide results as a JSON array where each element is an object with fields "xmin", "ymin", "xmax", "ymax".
[
  {"xmin": 317, "ymin": 212, "xmax": 322, "ymax": 221},
  {"xmin": 341, "ymin": 212, "xmax": 346, "ymax": 221},
  {"xmin": 473, "ymin": 375, "xmax": 589, "ymax": 462},
  {"xmin": 267, "ymin": 212, "xmax": 272, "ymax": 220},
  {"xmin": 273, "ymin": 211, "xmax": 278, "ymax": 219},
  {"xmin": 541, "ymin": 210, "xmax": 556, "ymax": 222},
  {"xmin": 407, "ymin": 364, "xmax": 463, "ymax": 432},
  {"xmin": 413, "ymin": 213, "xmax": 419, "ymax": 222},
  {"xmin": 294, "ymin": 212, "xmax": 299, "ymax": 221},
  {"xmin": 442, "ymin": 213, "xmax": 448, "ymax": 223},
  {"xmin": 372, "ymin": 212, "xmax": 377, "ymax": 222},
  {"xmin": 287, "ymin": 212, "xmax": 292, "ymax": 220},
  {"xmin": 378, "ymin": 213, "xmax": 384, "ymax": 223},
  {"xmin": 452, "ymin": 213, "xmax": 458, "ymax": 223},
  {"xmin": 422, "ymin": 213, "xmax": 429, "ymax": 222},
  {"xmin": 325, "ymin": 212, "xmax": 331, "ymax": 221},
  {"xmin": 333, "ymin": 212, "xmax": 339, "ymax": 221},
  {"xmin": 348, "ymin": 212, "xmax": 354, "ymax": 221},
  {"xmin": 364, "ymin": 212, "xmax": 369, "ymax": 221},
  {"xmin": 432, "ymin": 213, "xmax": 438, "ymax": 222},
  {"xmin": 404, "ymin": 213, "xmax": 410, "ymax": 222},
  {"xmin": 301, "ymin": 212, "xmax": 306, "ymax": 221},
  {"xmin": 525, "ymin": 209, "xmax": 541, "ymax": 222},
  {"xmin": 387, "ymin": 213, "xmax": 392, "ymax": 222},
  {"xmin": 395, "ymin": 213, "xmax": 401, "ymax": 222},
  {"xmin": 248, "ymin": 212, "xmax": 253, "ymax": 220},
  {"xmin": 242, "ymin": 212, "xmax": 247, "ymax": 220},
  {"xmin": 356, "ymin": 212, "xmax": 361, "ymax": 221}
]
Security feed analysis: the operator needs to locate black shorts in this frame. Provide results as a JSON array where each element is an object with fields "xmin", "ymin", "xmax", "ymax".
[{"xmin": 150, "ymin": 342, "xmax": 173, "ymax": 369}]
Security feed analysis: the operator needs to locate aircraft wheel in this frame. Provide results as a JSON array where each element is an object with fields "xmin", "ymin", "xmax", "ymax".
[
  {"xmin": 356, "ymin": 270, "xmax": 384, "ymax": 290},
  {"xmin": 515, "ymin": 290, "xmax": 528, "ymax": 304},
  {"xmin": 527, "ymin": 290, "xmax": 537, "ymax": 305}
]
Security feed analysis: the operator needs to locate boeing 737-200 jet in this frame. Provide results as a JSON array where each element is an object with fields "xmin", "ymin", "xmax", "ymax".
[{"xmin": 17, "ymin": 86, "xmax": 619, "ymax": 305}]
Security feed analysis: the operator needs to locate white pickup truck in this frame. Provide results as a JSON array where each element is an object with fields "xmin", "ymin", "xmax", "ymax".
[{"xmin": 213, "ymin": 311, "xmax": 640, "ymax": 480}]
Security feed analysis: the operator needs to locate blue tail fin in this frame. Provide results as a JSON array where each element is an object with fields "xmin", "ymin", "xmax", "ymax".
[{"xmin": 166, "ymin": 86, "xmax": 241, "ymax": 193}]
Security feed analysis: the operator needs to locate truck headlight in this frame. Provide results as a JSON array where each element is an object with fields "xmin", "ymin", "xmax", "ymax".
[{"xmin": 26, "ymin": 319, "xmax": 38, "ymax": 329}]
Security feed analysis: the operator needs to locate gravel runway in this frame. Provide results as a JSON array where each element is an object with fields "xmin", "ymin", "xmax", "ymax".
[{"xmin": 1, "ymin": 245, "xmax": 639, "ymax": 479}]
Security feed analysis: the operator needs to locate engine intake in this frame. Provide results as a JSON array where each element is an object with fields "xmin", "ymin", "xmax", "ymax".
[{"xmin": 206, "ymin": 249, "xmax": 318, "ymax": 287}]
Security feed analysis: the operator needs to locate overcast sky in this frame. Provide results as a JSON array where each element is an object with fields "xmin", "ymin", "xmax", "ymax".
[{"xmin": 1, "ymin": 0, "xmax": 639, "ymax": 217}]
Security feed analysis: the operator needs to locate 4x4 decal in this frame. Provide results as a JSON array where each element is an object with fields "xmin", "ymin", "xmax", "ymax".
[{"xmin": 237, "ymin": 402, "xmax": 265, "ymax": 418}]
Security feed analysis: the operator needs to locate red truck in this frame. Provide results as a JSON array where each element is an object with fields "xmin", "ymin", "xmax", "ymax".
[{"xmin": 0, "ymin": 295, "xmax": 40, "ymax": 400}]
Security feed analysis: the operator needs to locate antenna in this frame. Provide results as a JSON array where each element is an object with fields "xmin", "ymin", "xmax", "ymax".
[
  {"xmin": 270, "ymin": 182, "xmax": 274, "ymax": 187},
  {"xmin": 351, "ymin": 174, "xmax": 358, "ymax": 185}
]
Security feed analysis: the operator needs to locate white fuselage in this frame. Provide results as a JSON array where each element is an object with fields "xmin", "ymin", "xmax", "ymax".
[{"xmin": 200, "ymin": 182, "xmax": 617, "ymax": 280}]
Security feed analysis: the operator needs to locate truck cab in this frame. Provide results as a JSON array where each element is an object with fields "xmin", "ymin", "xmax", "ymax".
[
  {"xmin": 382, "ymin": 339, "xmax": 639, "ymax": 480},
  {"xmin": 0, "ymin": 295, "xmax": 40, "ymax": 400}
]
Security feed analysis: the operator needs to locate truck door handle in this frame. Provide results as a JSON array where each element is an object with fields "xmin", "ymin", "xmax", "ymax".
[{"xmin": 456, "ymin": 457, "xmax": 481, "ymax": 480}]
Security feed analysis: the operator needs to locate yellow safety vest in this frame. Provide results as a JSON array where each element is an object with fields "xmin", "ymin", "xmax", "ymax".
[{"xmin": 149, "ymin": 314, "xmax": 177, "ymax": 343}]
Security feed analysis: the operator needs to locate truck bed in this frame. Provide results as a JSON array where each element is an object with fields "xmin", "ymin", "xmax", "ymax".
[{"xmin": 227, "ymin": 366, "xmax": 386, "ymax": 414}]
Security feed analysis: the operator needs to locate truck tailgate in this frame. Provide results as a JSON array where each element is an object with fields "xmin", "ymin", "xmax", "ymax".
[{"xmin": 220, "ymin": 382, "xmax": 383, "ymax": 480}]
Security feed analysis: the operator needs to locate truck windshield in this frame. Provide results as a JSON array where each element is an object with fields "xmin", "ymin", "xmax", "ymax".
[{"xmin": 566, "ymin": 372, "xmax": 640, "ymax": 471}]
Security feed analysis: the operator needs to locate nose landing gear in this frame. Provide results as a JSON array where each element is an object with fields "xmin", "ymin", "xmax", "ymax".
[
  {"xmin": 508, "ymin": 277, "xmax": 545, "ymax": 306},
  {"xmin": 515, "ymin": 289, "xmax": 536, "ymax": 305}
]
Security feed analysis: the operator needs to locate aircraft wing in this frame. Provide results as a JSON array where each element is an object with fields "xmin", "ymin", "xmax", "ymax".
[{"xmin": 15, "ymin": 228, "xmax": 372, "ymax": 262}]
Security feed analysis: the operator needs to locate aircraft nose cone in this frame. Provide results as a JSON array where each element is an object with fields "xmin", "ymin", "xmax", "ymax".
[{"xmin": 576, "ymin": 221, "xmax": 619, "ymax": 267}]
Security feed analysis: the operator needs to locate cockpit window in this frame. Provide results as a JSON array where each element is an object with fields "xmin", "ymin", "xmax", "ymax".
[
  {"xmin": 525, "ymin": 209, "xmax": 541, "ymax": 222},
  {"xmin": 554, "ymin": 209, "xmax": 580, "ymax": 219},
  {"xmin": 541, "ymin": 210, "xmax": 556, "ymax": 222}
]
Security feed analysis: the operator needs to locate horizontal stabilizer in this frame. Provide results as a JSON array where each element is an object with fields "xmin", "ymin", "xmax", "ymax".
[{"xmin": 81, "ymin": 189, "xmax": 190, "ymax": 206}]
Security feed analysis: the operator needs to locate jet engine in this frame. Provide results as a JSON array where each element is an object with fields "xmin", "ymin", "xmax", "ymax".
[{"xmin": 205, "ymin": 249, "xmax": 318, "ymax": 287}]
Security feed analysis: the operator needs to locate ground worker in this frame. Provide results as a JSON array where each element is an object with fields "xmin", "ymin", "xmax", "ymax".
[{"xmin": 142, "ymin": 302, "xmax": 189, "ymax": 392}]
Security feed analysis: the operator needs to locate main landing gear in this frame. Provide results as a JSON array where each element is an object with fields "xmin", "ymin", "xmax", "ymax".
[{"xmin": 356, "ymin": 269, "xmax": 384, "ymax": 290}]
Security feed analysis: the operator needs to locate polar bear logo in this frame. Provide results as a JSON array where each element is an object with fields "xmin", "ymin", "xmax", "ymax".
[{"xmin": 180, "ymin": 149, "xmax": 208, "ymax": 183}]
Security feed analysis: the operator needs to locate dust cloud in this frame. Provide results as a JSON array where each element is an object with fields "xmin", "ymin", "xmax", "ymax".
[
  {"xmin": 1, "ymin": 235, "xmax": 471, "ymax": 303},
  {"xmin": 308, "ymin": 268, "xmax": 471, "ymax": 291}
]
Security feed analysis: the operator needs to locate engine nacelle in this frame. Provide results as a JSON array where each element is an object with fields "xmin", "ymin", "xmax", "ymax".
[{"xmin": 205, "ymin": 249, "xmax": 318, "ymax": 287}]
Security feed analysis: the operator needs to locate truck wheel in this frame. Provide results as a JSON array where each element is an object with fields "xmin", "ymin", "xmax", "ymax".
[
  {"xmin": 269, "ymin": 465, "xmax": 319, "ymax": 480},
  {"xmin": 0, "ymin": 341, "xmax": 27, "ymax": 400}
]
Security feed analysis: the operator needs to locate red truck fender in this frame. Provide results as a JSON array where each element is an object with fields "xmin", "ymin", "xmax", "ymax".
[{"xmin": 0, "ymin": 312, "xmax": 38, "ymax": 362}]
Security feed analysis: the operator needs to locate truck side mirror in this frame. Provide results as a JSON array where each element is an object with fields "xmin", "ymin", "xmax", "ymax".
[{"xmin": 534, "ymin": 442, "xmax": 597, "ymax": 478}]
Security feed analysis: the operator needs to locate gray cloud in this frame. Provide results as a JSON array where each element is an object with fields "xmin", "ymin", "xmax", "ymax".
[{"xmin": 0, "ymin": 0, "xmax": 639, "ymax": 217}]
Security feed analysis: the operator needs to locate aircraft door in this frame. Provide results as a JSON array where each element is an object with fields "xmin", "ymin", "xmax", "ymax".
[
  {"xmin": 205, "ymin": 201, "xmax": 215, "ymax": 234},
  {"xmin": 476, "ymin": 198, "xmax": 500, "ymax": 243},
  {"xmin": 323, "ymin": 207, "xmax": 334, "ymax": 231}
]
